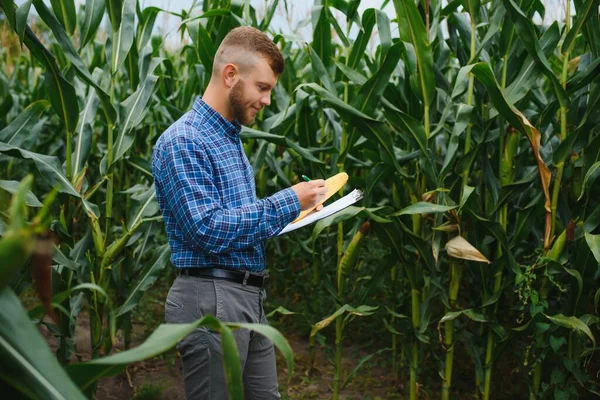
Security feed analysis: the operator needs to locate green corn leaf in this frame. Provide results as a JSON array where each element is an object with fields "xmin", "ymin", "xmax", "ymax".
[
  {"xmin": 567, "ymin": 55, "xmax": 600, "ymax": 92},
  {"xmin": 366, "ymin": 163, "xmax": 392, "ymax": 198},
  {"xmin": 32, "ymin": 0, "xmax": 116, "ymax": 121},
  {"xmin": 231, "ymin": 322, "xmax": 294, "ymax": 379},
  {"xmin": 439, "ymin": 310, "xmax": 463, "ymax": 324},
  {"xmin": 502, "ymin": 22, "xmax": 561, "ymax": 108},
  {"xmin": 585, "ymin": 232, "xmax": 600, "ymax": 264},
  {"xmin": 137, "ymin": 6, "xmax": 161, "ymax": 51},
  {"xmin": 0, "ymin": 230, "xmax": 35, "ymax": 291},
  {"xmin": 10, "ymin": 22, "xmax": 79, "ymax": 132},
  {"xmin": 473, "ymin": 4, "xmax": 505, "ymax": 61},
  {"xmin": 328, "ymin": 0, "xmax": 361, "ymax": 29},
  {"xmin": 112, "ymin": 0, "xmax": 136, "ymax": 74},
  {"xmin": 307, "ymin": 44, "xmax": 337, "ymax": 95},
  {"xmin": 79, "ymin": 0, "xmax": 106, "ymax": 50},
  {"xmin": 188, "ymin": 19, "xmax": 216, "ymax": 76},
  {"xmin": 0, "ymin": 288, "xmax": 86, "ymax": 399},
  {"xmin": 392, "ymin": 0, "xmax": 435, "ymax": 106},
  {"xmin": 15, "ymin": 0, "xmax": 32, "ymax": 44},
  {"xmin": 563, "ymin": 266, "xmax": 583, "ymax": 311},
  {"xmin": 459, "ymin": 63, "xmax": 552, "ymax": 220},
  {"xmin": 460, "ymin": 185, "xmax": 476, "ymax": 210},
  {"xmin": 544, "ymin": 313, "xmax": 596, "ymax": 346},
  {"xmin": 0, "ymin": 180, "xmax": 42, "ymax": 208},
  {"xmin": 310, "ymin": 304, "xmax": 378, "ymax": 338},
  {"xmin": 116, "ymin": 245, "xmax": 170, "ymax": 316},
  {"xmin": 6, "ymin": 175, "xmax": 33, "ymax": 230},
  {"xmin": 441, "ymin": 104, "xmax": 474, "ymax": 178},
  {"xmin": 578, "ymin": 161, "xmax": 600, "ymax": 201},
  {"xmin": 562, "ymin": 0, "xmax": 599, "ymax": 54},
  {"xmin": 259, "ymin": 0, "xmax": 279, "ymax": 30},
  {"xmin": 552, "ymin": 126, "xmax": 584, "ymax": 166},
  {"xmin": 179, "ymin": 9, "xmax": 247, "ymax": 28},
  {"xmin": 72, "ymin": 90, "xmax": 98, "ymax": 178},
  {"xmin": 0, "ymin": 100, "xmax": 50, "ymax": 145},
  {"xmin": 393, "ymin": 202, "xmax": 457, "ymax": 216},
  {"xmin": 348, "ymin": 8, "xmax": 376, "ymax": 69},
  {"xmin": 219, "ymin": 324, "xmax": 243, "ymax": 398},
  {"xmin": 127, "ymin": 185, "xmax": 159, "ymax": 230},
  {"xmin": 584, "ymin": 204, "xmax": 600, "ymax": 233},
  {"xmin": 352, "ymin": 41, "xmax": 403, "ymax": 116},
  {"xmin": 65, "ymin": 315, "xmax": 225, "ymax": 390},
  {"xmin": 65, "ymin": 316, "xmax": 290, "ymax": 398},
  {"xmin": 0, "ymin": 143, "xmax": 79, "ymax": 197},
  {"xmin": 107, "ymin": 0, "xmax": 123, "ymax": 29},
  {"xmin": 241, "ymin": 127, "xmax": 323, "ymax": 164},
  {"xmin": 334, "ymin": 60, "xmax": 367, "ymax": 85},
  {"xmin": 382, "ymin": 99, "xmax": 428, "ymax": 154},
  {"xmin": 49, "ymin": 0, "xmax": 76, "ymax": 36},
  {"xmin": 265, "ymin": 306, "xmax": 297, "ymax": 319},
  {"xmin": 28, "ymin": 283, "xmax": 109, "ymax": 319},
  {"xmin": 501, "ymin": 0, "xmax": 570, "ymax": 107},
  {"xmin": 112, "ymin": 75, "xmax": 159, "ymax": 165},
  {"xmin": 40, "ymin": 63, "xmax": 78, "ymax": 136},
  {"xmin": 298, "ymin": 83, "xmax": 400, "ymax": 172},
  {"xmin": 311, "ymin": 5, "xmax": 331, "ymax": 68},
  {"xmin": 376, "ymin": 9, "xmax": 392, "ymax": 61},
  {"xmin": 327, "ymin": 7, "xmax": 350, "ymax": 48},
  {"xmin": 311, "ymin": 206, "xmax": 365, "ymax": 243}
]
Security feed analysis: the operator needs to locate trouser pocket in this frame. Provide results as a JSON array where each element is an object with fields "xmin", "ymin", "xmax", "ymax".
[{"xmin": 165, "ymin": 275, "xmax": 218, "ymax": 325}]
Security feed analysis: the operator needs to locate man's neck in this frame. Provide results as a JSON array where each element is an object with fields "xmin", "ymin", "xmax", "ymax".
[{"xmin": 203, "ymin": 84, "xmax": 233, "ymax": 121}]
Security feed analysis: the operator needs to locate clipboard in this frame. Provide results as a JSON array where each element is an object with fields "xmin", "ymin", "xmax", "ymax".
[{"xmin": 277, "ymin": 189, "xmax": 364, "ymax": 235}]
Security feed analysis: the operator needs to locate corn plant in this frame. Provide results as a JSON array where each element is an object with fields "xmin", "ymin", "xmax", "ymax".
[
  {"xmin": 1, "ymin": 0, "xmax": 600, "ymax": 398},
  {"xmin": 0, "ymin": 176, "xmax": 294, "ymax": 398},
  {"xmin": 0, "ymin": 0, "xmax": 297, "ymax": 395}
]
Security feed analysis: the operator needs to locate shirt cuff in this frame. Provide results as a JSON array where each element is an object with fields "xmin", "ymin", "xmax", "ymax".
[{"xmin": 270, "ymin": 187, "xmax": 301, "ymax": 225}]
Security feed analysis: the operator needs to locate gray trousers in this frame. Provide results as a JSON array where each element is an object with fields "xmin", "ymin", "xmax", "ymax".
[{"xmin": 165, "ymin": 274, "xmax": 281, "ymax": 400}]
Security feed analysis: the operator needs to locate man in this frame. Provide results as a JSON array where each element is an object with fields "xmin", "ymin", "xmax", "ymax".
[{"xmin": 152, "ymin": 26, "xmax": 327, "ymax": 399}]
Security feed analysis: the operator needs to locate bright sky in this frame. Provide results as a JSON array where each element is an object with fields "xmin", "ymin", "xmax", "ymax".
[{"xmin": 24, "ymin": 0, "xmax": 570, "ymax": 49}]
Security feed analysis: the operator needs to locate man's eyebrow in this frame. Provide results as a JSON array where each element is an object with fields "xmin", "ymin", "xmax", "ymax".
[{"xmin": 257, "ymin": 81, "xmax": 273, "ymax": 89}]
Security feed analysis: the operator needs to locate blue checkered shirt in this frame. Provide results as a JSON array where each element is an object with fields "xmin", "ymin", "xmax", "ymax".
[{"xmin": 152, "ymin": 97, "xmax": 301, "ymax": 272}]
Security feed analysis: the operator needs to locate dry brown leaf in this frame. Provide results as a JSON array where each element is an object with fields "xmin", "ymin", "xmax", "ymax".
[{"xmin": 445, "ymin": 236, "xmax": 491, "ymax": 264}]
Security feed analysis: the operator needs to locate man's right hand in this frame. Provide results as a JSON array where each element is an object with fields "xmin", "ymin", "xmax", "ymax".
[{"xmin": 291, "ymin": 180, "xmax": 328, "ymax": 210}]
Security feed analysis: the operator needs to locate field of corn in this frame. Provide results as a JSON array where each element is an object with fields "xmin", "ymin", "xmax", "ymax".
[{"xmin": 1, "ymin": 0, "xmax": 599, "ymax": 398}]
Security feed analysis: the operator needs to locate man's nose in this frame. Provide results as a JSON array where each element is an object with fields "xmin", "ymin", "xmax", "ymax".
[{"xmin": 261, "ymin": 92, "xmax": 271, "ymax": 106}]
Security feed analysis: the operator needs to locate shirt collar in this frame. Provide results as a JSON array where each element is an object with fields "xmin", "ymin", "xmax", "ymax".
[{"xmin": 192, "ymin": 97, "xmax": 242, "ymax": 139}]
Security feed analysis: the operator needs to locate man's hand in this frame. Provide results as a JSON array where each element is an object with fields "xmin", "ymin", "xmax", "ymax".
[{"xmin": 291, "ymin": 180, "xmax": 328, "ymax": 211}]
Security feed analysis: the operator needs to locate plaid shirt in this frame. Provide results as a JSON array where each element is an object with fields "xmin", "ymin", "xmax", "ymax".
[{"xmin": 152, "ymin": 98, "xmax": 300, "ymax": 272}]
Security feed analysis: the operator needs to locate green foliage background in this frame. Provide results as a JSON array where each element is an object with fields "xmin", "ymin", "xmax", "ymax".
[{"xmin": 0, "ymin": 0, "xmax": 599, "ymax": 398}]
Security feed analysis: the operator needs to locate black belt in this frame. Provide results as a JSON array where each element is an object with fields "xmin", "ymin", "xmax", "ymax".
[{"xmin": 179, "ymin": 267, "xmax": 268, "ymax": 288}]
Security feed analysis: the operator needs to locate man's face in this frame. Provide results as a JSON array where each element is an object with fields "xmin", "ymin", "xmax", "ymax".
[{"xmin": 228, "ymin": 56, "xmax": 277, "ymax": 126}]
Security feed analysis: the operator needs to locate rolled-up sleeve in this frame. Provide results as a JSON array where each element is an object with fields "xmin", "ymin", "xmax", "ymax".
[{"xmin": 157, "ymin": 134, "xmax": 300, "ymax": 254}]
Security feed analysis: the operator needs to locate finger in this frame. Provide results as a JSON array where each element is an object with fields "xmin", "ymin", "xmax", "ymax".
[
  {"xmin": 315, "ymin": 204, "xmax": 323, "ymax": 211},
  {"xmin": 312, "ymin": 179, "xmax": 326, "ymax": 187}
]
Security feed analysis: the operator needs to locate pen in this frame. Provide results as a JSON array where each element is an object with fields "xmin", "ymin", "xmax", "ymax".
[{"xmin": 302, "ymin": 175, "xmax": 312, "ymax": 182}]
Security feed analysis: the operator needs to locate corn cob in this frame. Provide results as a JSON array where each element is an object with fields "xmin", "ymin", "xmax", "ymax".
[{"xmin": 293, "ymin": 172, "xmax": 348, "ymax": 223}]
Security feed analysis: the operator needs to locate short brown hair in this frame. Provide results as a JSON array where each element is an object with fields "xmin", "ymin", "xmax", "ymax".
[{"xmin": 213, "ymin": 26, "xmax": 284, "ymax": 76}]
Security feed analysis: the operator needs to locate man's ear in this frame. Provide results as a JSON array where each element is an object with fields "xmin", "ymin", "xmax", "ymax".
[{"xmin": 222, "ymin": 64, "xmax": 238, "ymax": 88}]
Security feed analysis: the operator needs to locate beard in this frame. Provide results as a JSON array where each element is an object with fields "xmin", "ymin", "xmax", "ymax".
[{"xmin": 229, "ymin": 80, "xmax": 255, "ymax": 126}]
